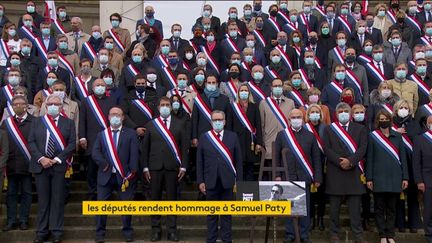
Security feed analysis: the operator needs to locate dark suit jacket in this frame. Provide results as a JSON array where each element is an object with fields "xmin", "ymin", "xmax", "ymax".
[
  {"xmin": 18, "ymin": 12, "xmax": 45, "ymax": 29},
  {"xmin": 191, "ymin": 93, "xmax": 232, "ymax": 139},
  {"xmin": 167, "ymin": 37, "xmax": 191, "ymax": 59},
  {"xmin": 136, "ymin": 18, "xmax": 163, "ymax": 39},
  {"xmin": 37, "ymin": 66, "xmax": 71, "ymax": 94},
  {"xmin": 363, "ymin": 61, "xmax": 394, "ymax": 92},
  {"xmin": 220, "ymin": 19, "xmax": 248, "ymax": 39},
  {"xmin": 126, "ymin": 38, "xmax": 157, "ymax": 59},
  {"xmin": 300, "ymin": 44, "xmax": 328, "ymax": 70},
  {"xmin": 367, "ymin": 28, "xmax": 383, "ymax": 45},
  {"xmin": 0, "ymin": 16, "xmax": 10, "ymax": 34},
  {"xmin": 28, "ymin": 115, "xmax": 76, "ymax": 174},
  {"xmin": 79, "ymin": 95, "xmax": 117, "ymax": 155},
  {"xmin": 323, "ymin": 122, "xmax": 367, "ymax": 195},
  {"xmin": 121, "ymin": 89, "xmax": 158, "ymax": 129},
  {"xmin": 321, "ymin": 80, "xmax": 362, "ymax": 112},
  {"xmin": 350, "ymin": 31, "xmax": 373, "ymax": 54},
  {"xmin": 92, "ymin": 126, "xmax": 139, "ymax": 186},
  {"xmin": 413, "ymin": 132, "xmax": 432, "ymax": 187},
  {"xmin": 320, "ymin": 17, "xmax": 343, "ymax": 36},
  {"xmin": 118, "ymin": 60, "xmax": 149, "ymax": 93},
  {"xmin": 196, "ymin": 16, "xmax": 221, "ymax": 38},
  {"xmin": 80, "ymin": 37, "xmax": 104, "ymax": 60},
  {"xmin": 196, "ymin": 130, "xmax": 242, "ymax": 189},
  {"xmin": 141, "ymin": 116, "xmax": 190, "ymax": 171},
  {"xmin": 220, "ymin": 37, "xmax": 246, "ymax": 68}
]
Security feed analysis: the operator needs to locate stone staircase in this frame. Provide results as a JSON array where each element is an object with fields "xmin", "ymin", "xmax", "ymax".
[{"xmin": 0, "ymin": 178, "xmax": 426, "ymax": 243}]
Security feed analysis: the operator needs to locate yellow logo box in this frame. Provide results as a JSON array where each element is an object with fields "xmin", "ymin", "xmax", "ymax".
[{"xmin": 82, "ymin": 201, "xmax": 291, "ymax": 216}]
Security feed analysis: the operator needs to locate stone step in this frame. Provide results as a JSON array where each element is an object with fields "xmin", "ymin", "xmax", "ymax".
[{"xmin": 0, "ymin": 225, "xmax": 425, "ymax": 242}]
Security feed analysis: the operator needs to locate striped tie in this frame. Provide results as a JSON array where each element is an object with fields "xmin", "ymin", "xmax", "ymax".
[{"xmin": 46, "ymin": 133, "xmax": 56, "ymax": 158}]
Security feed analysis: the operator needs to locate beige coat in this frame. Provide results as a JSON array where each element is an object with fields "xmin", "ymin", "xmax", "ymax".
[
  {"xmin": 388, "ymin": 79, "xmax": 419, "ymax": 113},
  {"xmin": 66, "ymin": 31, "xmax": 90, "ymax": 57},
  {"xmin": 103, "ymin": 27, "xmax": 131, "ymax": 56},
  {"xmin": 373, "ymin": 16, "xmax": 393, "ymax": 40},
  {"xmin": 91, "ymin": 65, "xmax": 121, "ymax": 85},
  {"xmin": 259, "ymin": 95, "xmax": 295, "ymax": 159},
  {"xmin": 93, "ymin": 51, "xmax": 124, "ymax": 72},
  {"xmin": 166, "ymin": 87, "xmax": 197, "ymax": 113}
]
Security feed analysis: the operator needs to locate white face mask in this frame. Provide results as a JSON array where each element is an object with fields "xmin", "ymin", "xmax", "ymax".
[{"xmin": 398, "ymin": 108, "xmax": 409, "ymax": 118}]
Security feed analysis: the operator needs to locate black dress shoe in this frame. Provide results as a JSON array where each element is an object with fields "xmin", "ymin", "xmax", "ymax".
[
  {"xmin": 20, "ymin": 222, "xmax": 28, "ymax": 230},
  {"xmin": 2, "ymin": 223, "xmax": 17, "ymax": 232},
  {"xmin": 151, "ymin": 232, "xmax": 161, "ymax": 242},
  {"xmin": 167, "ymin": 232, "xmax": 179, "ymax": 242}
]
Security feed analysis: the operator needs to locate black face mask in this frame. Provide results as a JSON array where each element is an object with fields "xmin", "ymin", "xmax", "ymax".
[
  {"xmin": 391, "ymin": 3, "xmax": 399, "ymax": 9},
  {"xmin": 309, "ymin": 37, "xmax": 318, "ymax": 45},
  {"xmin": 346, "ymin": 55, "xmax": 356, "ymax": 64},
  {"xmin": 136, "ymin": 86, "xmax": 146, "ymax": 93},
  {"xmin": 379, "ymin": 120, "xmax": 391, "ymax": 129},
  {"xmin": 270, "ymin": 10, "xmax": 278, "ymax": 17},
  {"xmin": 397, "ymin": 17, "xmax": 404, "ymax": 23},
  {"xmin": 229, "ymin": 71, "xmax": 240, "ymax": 79}
]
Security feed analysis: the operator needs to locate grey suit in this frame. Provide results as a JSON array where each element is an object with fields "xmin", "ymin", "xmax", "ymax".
[
  {"xmin": 382, "ymin": 41, "xmax": 412, "ymax": 66},
  {"xmin": 346, "ymin": 62, "xmax": 369, "ymax": 105}
]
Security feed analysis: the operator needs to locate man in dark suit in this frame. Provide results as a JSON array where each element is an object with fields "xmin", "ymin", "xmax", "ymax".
[
  {"xmin": 40, "ymin": 22, "xmax": 57, "ymax": 54},
  {"xmin": 141, "ymin": 97, "xmax": 189, "ymax": 242},
  {"xmin": 127, "ymin": 24, "xmax": 157, "ymax": 59},
  {"xmin": 299, "ymin": 1, "xmax": 319, "ymax": 32},
  {"xmin": 191, "ymin": 74, "xmax": 232, "ymax": 147},
  {"xmin": 264, "ymin": 31, "xmax": 298, "ymax": 71},
  {"xmin": 418, "ymin": 4, "xmax": 432, "ymax": 24},
  {"xmin": 300, "ymin": 31, "xmax": 328, "ymax": 71},
  {"xmin": 79, "ymin": 79, "xmax": 117, "ymax": 200},
  {"xmin": 17, "ymin": 14, "xmax": 42, "ymax": 39},
  {"xmin": 136, "ymin": 5, "xmax": 164, "ymax": 39},
  {"xmin": 36, "ymin": 51, "xmax": 71, "ymax": 95},
  {"xmin": 300, "ymin": 49, "xmax": 327, "ymax": 89},
  {"xmin": 320, "ymin": 5, "xmax": 343, "ymax": 36},
  {"xmin": 119, "ymin": 48, "xmax": 149, "ymax": 94},
  {"xmin": 365, "ymin": 45, "xmax": 394, "ymax": 92},
  {"xmin": 350, "ymin": 20, "xmax": 373, "ymax": 55},
  {"xmin": 158, "ymin": 50, "xmax": 189, "ymax": 90},
  {"xmin": 197, "ymin": 110, "xmax": 242, "ymax": 243},
  {"xmin": 245, "ymin": 34, "xmax": 267, "ymax": 67},
  {"xmin": 196, "ymin": 4, "xmax": 221, "ymax": 38},
  {"xmin": 19, "ymin": 39, "xmax": 42, "ymax": 100},
  {"xmin": 263, "ymin": 49, "xmax": 290, "ymax": 83},
  {"xmin": 0, "ymin": 4, "xmax": 10, "ymax": 35},
  {"xmin": 220, "ymin": 21, "xmax": 246, "ymax": 68},
  {"xmin": 413, "ymin": 115, "xmax": 432, "ymax": 243},
  {"xmin": 220, "ymin": 7, "xmax": 248, "ymax": 38},
  {"xmin": 92, "ymin": 106, "xmax": 138, "ymax": 243},
  {"xmin": 365, "ymin": 13, "xmax": 383, "ymax": 45},
  {"xmin": 145, "ymin": 67, "xmax": 167, "ymax": 98},
  {"xmin": 166, "ymin": 24, "xmax": 191, "ymax": 59},
  {"xmin": 409, "ymin": 58, "xmax": 432, "ymax": 106},
  {"xmin": 323, "ymin": 102, "xmax": 368, "ymax": 243},
  {"xmin": 18, "ymin": 2, "xmax": 44, "ymax": 29},
  {"xmin": 274, "ymin": 109, "xmax": 322, "ymax": 243},
  {"xmin": 28, "ymin": 94, "xmax": 76, "ymax": 243}
]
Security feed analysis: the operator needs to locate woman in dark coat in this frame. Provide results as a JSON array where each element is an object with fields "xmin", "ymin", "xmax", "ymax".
[
  {"xmin": 367, "ymin": 80, "xmax": 399, "ymax": 129},
  {"xmin": 366, "ymin": 109, "xmax": 408, "ymax": 243},
  {"xmin": 392, "ymin": 99, "xmax": 423, "ymax": 233},
  {"xmin": 231, "ymin": 83, "xmax": 262, "ymax": 181}
]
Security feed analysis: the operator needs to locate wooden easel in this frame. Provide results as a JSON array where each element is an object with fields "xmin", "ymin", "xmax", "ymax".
[{"xmin": 249, "ymin": 145, "xmax": 301, "ymax": 243}]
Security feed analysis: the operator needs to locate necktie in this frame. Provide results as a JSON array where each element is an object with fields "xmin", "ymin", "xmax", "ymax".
[
  {"xmin": 163, "ymin": 118, "xmax": 168, "ymax": 127},
  {"xmin": 360, "ymin": 35, "xmax": 364, "ymax": 46},
  {"xmin": 330, "ymin": 19, "xmax": 333, "ymax": 30},
  {"xmin": 217, "ymin": 133, "xmax": 221, "ymax": 139},
  {"xmin": 74, "ymin": 33, "xmax": 79, "ymax": 53},
  {"xmin": 429, "ymin": 37, "xmax": 432, "ymax": 43},
  {"xmin": 180, "ymin": 90, "xmax": 184, "ymax": 96},
  {"xmin": 16, "ymin": 117, "xmax": 22, "ymax": 123},
  {"xmin": 139, "ymin": 93, "xmax": 144, "ymax": 99},
  {"xmin": 102, "ymin": 65, "xmax": 107, "ymax": 70},
  {"xmin": 377, "ymin": 62, "xmax": 382, "ymax": 72},
  {"xmin": 276, "ymin": 98, "xmax": 281, "ymax": 105},
  {"xmin": 46, "ymin": 120, "xmax": 57, "ymax": 158},
  {"xmin": 210, "ymin": 97, "xmax": 215, "ymax": 108},
  {"xmin": 174, "ymin": 39, "xmax": 178, "ymax": 50},
  {"xmin": 306, "ymin": 15, "xmax": 309, "ymax": 22},
  {"xmin": 343, "ymin": 125, "xmax": 348, "ymax": 131},
  {"xmin": 368, "ymin": 27, "xmax": 372, "ymax": 33},
  {"xmin": 312, "ymin": 47, "xmax": 316, "ymax": 52},
  {"xmin": 428, "ymin": 11, "xmax": 431, "ymax": 21},
  {"xmin": 113, "ymin": 129, "xmax": 119, "ymax": 148}
]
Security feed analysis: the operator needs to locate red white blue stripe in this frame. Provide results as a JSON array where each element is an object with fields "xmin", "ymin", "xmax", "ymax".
[
  {"xmin": 365, "ymin": 62, "xmax": 386, "ymax": 82},
  {"xmin": 282, "ymin": 128, "xmax": 314, "ymax": 179},
  {"xmin": 193, "ymin": 94, "xmax": 212, "ymax": 124},
  {"xmin": 41, "ymin": 115, "xmax": 66, "ymax": 151},
  {"xmin": 371, "ymin": 130, "xmax": 401, "ymax": 164},
  {"xmin": 275, "ymin": 46, "xmax": 293, "ymax": 71},
  {"xmin": 332, "ymin": 47, "xmax": 345, "ymax": 63},
  {"xmin": 4, "ymin": 117, "xmax": 31, "ymax": 161},
  {"xmin": 101, "ymin": 128, "xmax": 126, "ymax": 178},
  {"xmin": 304, "ymin": 122, "xmax": 324, "ymax": 153},
  {"xmin": 405, "ymin": 15, "xmax": 422, "ymax": 33},
  {"xmin": 0, "ymin": 39, "xmax": 10, "ymax": 59},
  {"xmin": 391, "ymin": 124, "xmax": 413, "ymax": 152},
  {"xmin": 131, "ymin": 99, "xmax": 153, "ymax": 119},
  {"xmin": 206, "ymin": 130, "xmax": 236, "ymax": 176},
  {"xmin": 409, "ymin": 73, "xmax": 430, "ymax": 96},
  {"xmin": 247, "ymin": 81, "xmax": 266, "ymax": 102},
  {"xmin": 200, "ymin": 45, "xmax": 220, "ymax": 74},
  {"xmin": 231, "ymin": 102, "xmax": 255, "ymax": 135},
  {"xmin": 74, "ymin": 76, "xmax": 89, "ymax": 99},
  {"xmin": 108, "ymin": 29, "xmax": 125, "ymax": 52},
  {"xmin": 329, "ymin": 81, "xmax": 343, "ymax": 95},
  {"xmin": 265, "ymin": 97, "xmax": 288, "ymax": 128},
  {"xmin": 346, "ymin": 69, "xmax": 363, "ymax": 96},
  {"xmin": 298, "ymin": 69, "xmax": 312, "ymax": 89},
  {"xmin": 86, "ymin": 95, "xmax": 108, "ymax": 129},
  {"xmin": 82, "ymin": 41, "xmax": 96, "ymax": 62},
  {"xmin": 338, "ymin": 16, "xmax": 352, "ymax": 33},
  {"xmin": 152, "ymin": 117, "xmax": 182, "ymax": 166}
]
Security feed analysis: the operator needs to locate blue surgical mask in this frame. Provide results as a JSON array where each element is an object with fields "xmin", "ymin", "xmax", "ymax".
[
  {"xmin": 337, "ymin": 39, "xmax": 346, "ymax": 47},
  {"xmin": 10, "ymin": 59, "xmax": 21, "ymax": 66},
  {"xmin": 206, "ymin": 84, "xmax": 217, "ymax": 92},
  {"xmin": 99, "ymin": 54, "xmax": 109, "ymax": 63},
  {"xmin": 132, "ymin": 55, "xmax": 142, "ymax": 63},
  {"xmin": 290, "ymin": 15, "xmax": 298, "ymax": 22},
  {"xmin": 231, "ymin": 59, "xmax": 241, "ymax": 65},
  {"xmin": 195, "ymin": 74, "xmax": 205, "ymax": 85},
  {"xmin": 229, "ymin": 13, "xmax": 238, "ymax": 19},
  {"xmin": 396, "ymin": 70, "xmax": 407, "ymax": 79},
  {"xmin": 338, "ymin": 112, "xmax": 350, "ymax": 123},
  {"xmin": 105, "ymin": 43, "xmax": 114, "ymax": 50},
  {"xmin": 290, "ymin": 118, "xmax": 303, "ymax": 129},
  {"xmin": 391, "ymin": 38, "xmax": 401, "ymax": 46},
  {"xmin": 47, "ymin": 105, "xmax": 60, "ymax": 117},
  {"xmin": 59, "ymin": 42, "xmax": 68, "ymax": 50},
  {"xmin": 197, "ymin": 58, "xmax": 206, "ymax": 66},
  {"xmin": 161, "ymin": 46, "xmax": 170, "ymax": 55},
  {"xmin": 168, "ymin": 57, "xmax": 178, "ymax": 66},
  {"xmin": 292, "ymin": 79, "xmax": 302, "ymax": 87},
  {"xmin": 94, "ymin": 86, "xmax": 106, "ymax": 95},
  {"xmin": 177, "ymin": 79, "xmax": 188, "ymax": 89},
  {"xmin": 212, "ymin": 120, "xmax": 224, "ymax": 132},
  {"xmin": 244, "ymin": 55, "xmax": 253, "ymax": 63},
  {"xmin": 24, "ymin": 20, "xmax": 32, "ymax": 27},
  {"xmin": 159, "ymin": 106, "xmax": 171, "ymax": 118},
  {"xmin": 21, "ymin": 46, "xmax": 31, "ymax": 55},
  {"xmin": 321, "ymin": 27, "xmax": 330, "ymax": 35},
  {"xmin": 292, "ymin": 37, "xmax": 300, "ymax": 43},
  {"xmin": 335, "ymin": 72, "xmax": 346, "ymax": 80},
  {"xmin": 27, "ymin": 5, "xmax": 35, "ymax": 13},
  {"xmin": 172, "ymin": 101, "xmax": 180, "ymax": 111},
  {"xmin": 364, "ymin": 46, "xmax": 373, "ymax": 53},
  {"xmin": 229, "ymin": 30, "xmax": 238, "ymax": 38},
  {"xmin": 353, "ymin": 113, "xmax": 365, "ymax": 122},
  {"xmin": 111, "ymin": 20, "xmax": 120, "ymax": 28},
  {"xmin": 239, "ymin": 91, "xmax": 249, "ymax": 100},
  {"xmin": 271, "ymin": 56, "xmax": 281, "ymax": 64},
  {"xmin": 46, "ymin": 77, "xmax": 57, "ymax": 86},
  {"xmin": 341, "ymin": 8, "xmax": 349, "ymax": 15},
  {"xmin": 110, "ymin": 116, "xmax": 122, "ymax": 126},
  {"xmin": 8, "ymin": 76, "xmax": 20, "ymax": 86},
  {"xmin": 304, "ymin": 57, "xmax": 314, "ymax": 65},
  {"xmin": 206, "ymin": 35, "xmax": 215, "ymax": 42},
  {"xmin": 42, "ymin": 28, "xmax": 50, "ymax": 36},
  {"xmin": 426, "ymin": 50, "xmax": 432, "ymax": 58},
  {"xmin": 309, "ymin": 112, "xmax": 321, "ymax": 122},
  {"xmin": 59, "ymin": 11, "xmax": 67, "ymax": 18},
  {"xmin": 253, "ymin": 72, "xmax": 263, "ymax": 81},
  {"xmin": 377, "ymin": 10, "xmax": 386, "ymax": 17},
  {"xmin": 427, "ymin": 28, "xmax": 432, "ymax": 36},
  {"xmin": 417, "ymin": 66, "xmax": 427, "ymax": 75},
  {"xmin": 272, "ymin": 87, "xmax": 283, "ymax": 97},
  {"xmin": 373, "ymin": 53, "xmax": 383, "ymax": 62},
  {"xmin": 92, "ymin": 31, "xmax": 101, "ymax": 39},
  {"xmin": 48, "ymin": 58, "xmax": 58, "ymax": 67},
  {"xmin": 173, "ymin": 31, "xmax": 181, "ymax": 38},
  {"xmin": 278, "ymin": 38, "xmax": 287, "ymax": 46},
  {"xmin": 103, "ymin": 77, "xmax": 113, "ymax": 85},
  {"xmin": 8, "ymin": 29, "xmax": 16, "ymax": 37}
]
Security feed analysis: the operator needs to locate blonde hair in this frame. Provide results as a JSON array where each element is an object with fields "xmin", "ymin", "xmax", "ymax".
[
  {"xmin": 236, "ymin": 83, "xmax": 255, "ymax": 104},
  {"xmin": 305, "ymin": 104, "xmax": 323, "ymax": 123},
  {"xmin": 393, "ymin": 99, "xmax": 412, "ymax": 115},
  {"xmin": 352, "ymin": 104, "xmax": 366, "ymax": 114},
  {"xmin": 377, "ymin": 80, "xmax": 394, "ymax": 92},
  {"xmin": 375, "ymin": 3, "xmax": 387, "ymax": 14}
]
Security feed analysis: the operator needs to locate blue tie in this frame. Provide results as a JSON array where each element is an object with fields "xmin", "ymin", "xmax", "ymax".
[{"xmin": 113, "ymin": 130, "xmax": 119, "ymax": 148}]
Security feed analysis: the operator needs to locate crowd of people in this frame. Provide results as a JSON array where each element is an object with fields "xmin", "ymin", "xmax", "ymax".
[{"xmin": 0, "ymin": 0, "xmax": 432, "ymax": 243}]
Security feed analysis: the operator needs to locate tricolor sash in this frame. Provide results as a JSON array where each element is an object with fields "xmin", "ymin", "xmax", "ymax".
[
  {"xmin": 182, "ymin": 61, "xmax": 191, "ymax": 71},
  {"xmin": 329, "ymin": 81, "xmax": 343, "ymax": 95},
  {"xmin": 365, "ymin": 62, "xmax": 387, "ymax": 82},
  {"xmin": 275, "ymin": 46, "xmax": 293, "ymax": 71},
  {"xmin": 267, "ymin": 17, "xmax": 281, "ymax": 32},
  {"xmin": 405, "ymin": 15, "xmax": 422, "ymax": 33},
  {"xmin": 193, "ymin": 94, "xmax": 212, "ymax": 123},
  {"xmin": 156, "ymin": 54, "xmax": 169, "ymax": 68},
  {"xmin": 298, "ymin": 69, "xmax": 312, "ymax": 89},
  {"xmin": 299, "ymin": 14, "xmax": 311, "ymax": 34},
  {"xmin": 131, "ymin": 99, "xmax": 153, "ymax": 119},
  {"xmin": 391, "ymin": 124, "xmax": 413, "ymax": 153},
  {"xmin": 0, "ymin": 39, "xmax": 10, "ymax": 59},
  {"xmin": 422, "ymin": 103, "xmax": 432, "ymax": 116},
  {"xmin": 289, "ymin": 89, "xmax": 306, "ymax": 107},
  {"xmin": 332, "ymin": 47, "xmax": 345, "ymax": 63},
  {"xmin": 330, "ymin": 122, "xmax": 365, "ymax": 173},
  {"xmin": 188, "ymin": 40, "xmax": 198, "ymax": 54},
  {"xmin": 382, "ymin": 103, "xmax": 394, "ymax": 115},
  {"xmin": 277, "ymin": 11, "xmax": 290, "ymax": 24},
  {"xmin": 264, "ymin": 66, "xmax": 281, "ymax": 79},
  {"xmin": 52, "ymin": 19, "xmax": 66, "ymax": 34},
  {"xmin": 101, "ymin": 128, "xmax": 133, "ymax": 191},
  {"xmin": 205, "ymin": 130, "xmax": 236, "ymax": 176},
  {"xmin": 107, "ymin": 29, "xmax": 125, "ymax": 52},
  {"xmin": 4, "ymin": 117, "xmax": 31, "ymax": 161},
  {"xmin": 126, "ymin": 64, "xmax": 140, "ymax": 77},
  {"xmin": 247, "ymin": 81, "xmax": 266, "ymax": 102},
  {"xmin": 253, "ymin": 30, "xmax": 266, "ymax": 47},
  {"xmin": 162, "ymin": 67, "xmax": 177, "ymax": 89},
  {"xmin": 56, "ymin": 51, "xmax": 75, "ymax": 77},
  {"xmin": 231, "ymin": 102, "xmax": 256, "ymax": 135},
  {"xmin": 314, "ymin": 5, "xmax": 326, "ymax": 18},
  {"xmin": 42, "ymin": 89, "xmax": 51, "ymax": 97},
  {"xmin": 1, "ymin": 84, "xmax": 14, "ymax": 103},
  {"xmin": 82, "ymin": 41, "xmax": 97, "ymax": 62},
  {"xmin": 282, "ymin": 128, "xmax": 314, "ymax": 179},
  {"xmin": 74, "ymin": 76, "xmax": 89, "ymax": 99},
  {"xmin": 304, "ymin": 122, "xmax": 324, "ymax": 153},
  {"xmin": 357, "ymin": 54, "xmax": 373, "ymax": 64},
  {"xmin": 172, "ymin": 89, "xmax": 192, "ymax": 115},
  {"xmin": 346, "ymin": 69, "xmax": 363, "ymax": 96},
  {"xmin": 265, "ymin": 97, "xmax": 289, "ymax": 128},
  {"xmin": 86, "ymin": 95, "xmax": 108, "ymax": 129},
  {"xmin": 422, "ymin": 130, "xmax": 432, "ymax": 144},
  {"xmin": 409, "ymin": 74, "xmax": 430, "ymax": 96},
  {"xmin": 420, "ymin": 36, "xmax": 432, "ymax": 46},
  {"xmin": 284, "ymin": 22, "xmax": 298, "ymax": 32},
  {"xmin": 224, "ymin": 36, "xmax": 240, "ymax": 53},
  {"xmin": 20, "ymin": 26, "xmax": 48, "ymax": 61},
  {"xmin": 152, "ymin": 117, "xmax": 182, "ymax": 166},
  {"xmin": 409, "ymin": 60, "xmax": 416, "ymax": 71},
  {"xmin": 338, "ymin": 16, "xmax": 352, "ymax": 33},
  {"xmin": 294, "ymin": 46, "xmax": 301, "ymax": 60},
  {"xmin": 41, "ymin": 115, "xmax": 66, "ymax": 152},
  {"xmin": 226, "ymin": 80, "xmax": 238, "ymax": 99},
  {"xmin": 304, "ymin": 47, "xmax": 322, "ymax": 69},
  {"xmin": 371, "ymin": 130, "xmax": 400, "ymax": 164},
  {"xmin": 200, "ymin": 45, "xmax": 220, "ymax": 74},
  {"xmin": 241, "ymin": 61, "xmax": 251, "ymax": 72},
  {"xmin": 387, "ymin": 10, "xmax": 397, "ymax": 24}
]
